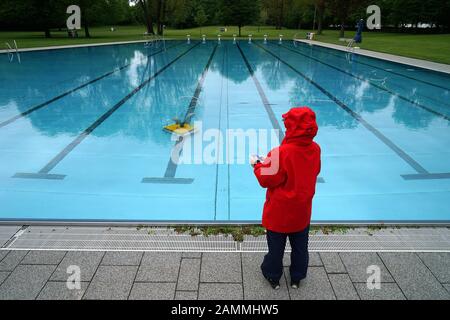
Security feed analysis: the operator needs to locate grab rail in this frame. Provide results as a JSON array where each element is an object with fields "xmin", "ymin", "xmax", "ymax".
[
  {"xmin": 5, "ymin": 41, "xmax": 20, "ymax": 63},
  {"xmin": 144, "ymin": 34, "xmax": 166, "ymax": 50},
  {"xmin": 13, "ymin": 40, "xmax": 21, "ymax": 63},
  {"xmin": 5, "ymin": 42, "xmax": 14, "ymax": 62},
  {"xmin": 346, "ymin": 39, "xmax": 355, "ymax": 52}
]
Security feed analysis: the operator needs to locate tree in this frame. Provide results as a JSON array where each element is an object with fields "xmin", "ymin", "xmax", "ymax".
[
  {"xmin": 276, "ymin": 0, "xmax": 285, "ymax": 29},
  {"xmin": 0, "ymin": 1, "xmax": 132, "ymax": 43},
  {"xmin": 258, "ymin": 8, "xmax": 269, "ymax": 32},
  {"xmin": 166, "ymin": 0, "xmax": 195, "ymax": 28},
  {"xmin": 155, "ymin": 0, "xmax": 167, "ymax": 35},
  {"xmin": 194, "ymin": 6, "xmax": 208, "ymax": 34},
  {"xmin": 316, "ymin": 0, "xmax": 326, "ymax": 35},
  {"xmin": 329, "ymin": 0, "xmax": 365, "ymax": 38},
  {"xmin": 28, "ymin": 0, "xmax": 67, "ymax": 38},
  {"xmin": 38, "ymin": 0, "xmax": 53, "ymax": 38},
  {"xmin": 221, "ymin": 0, "xmax": 261, "ymax": 36},
  {"xmin": 77, "ymin": 0, "xmax": 92, "ymax": 37},
  {"xmin": 137, "ymin": 0, "xmax": 155, "ymax": 34},
  {"xmin": 104, "ymin": 0, "xmax": 134, "ymax": 26},
  {"xmin": 285, "ymin": 0, "xmax": 314, "ymax": 30},
  {"xmin": 76, "ymin": 0, "xmax": 111, "ymax": 38}
]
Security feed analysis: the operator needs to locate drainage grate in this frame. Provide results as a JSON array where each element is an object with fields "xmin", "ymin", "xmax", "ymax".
[
  {"xmin": 2, "ymin": 226, "xmax": 238, "ymax": 252},
  {"xmin": 2, "ymin": 226, "xmax": 450, "ymax": 252},
  {"xmin": 0, "ymin": 226, "xmax": 23, "ymax": 247}
]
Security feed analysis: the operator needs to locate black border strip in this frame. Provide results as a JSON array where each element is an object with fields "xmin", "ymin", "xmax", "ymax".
[
  {"xmin": 0, "ymin": 42, "xmax": 183, "ymax": 129},
  {"xmin": 255, "ymin": 42, "xmax": 429, "ymax": 175},
  {"xmin": 13, "ymin": 42, "xmax": 201, "ymax": 179},
  {"xmin": 276, "ymin": 43, "xmax": 450, "ymax": 121},
  {"xmin": 0, "ymin": 218, "xmax": 449, "ymax": 226}
]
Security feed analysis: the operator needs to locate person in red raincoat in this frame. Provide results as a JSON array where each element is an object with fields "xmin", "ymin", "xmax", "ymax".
[{"xmin": 251, "ymin": 107, "xmax": 321, "ymax": 290}]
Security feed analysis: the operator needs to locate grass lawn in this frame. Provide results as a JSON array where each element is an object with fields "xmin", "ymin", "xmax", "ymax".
[{"xmin": 1, "ymin": 25, "xmax": 450, "ymax": 64}]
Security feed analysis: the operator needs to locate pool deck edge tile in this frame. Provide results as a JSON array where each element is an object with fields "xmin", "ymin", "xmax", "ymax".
[{"xmin": 0, "ymin": 39, "xmax": 168, "ymax": 54}]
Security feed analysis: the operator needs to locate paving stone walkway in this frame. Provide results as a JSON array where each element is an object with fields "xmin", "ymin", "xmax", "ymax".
[{"xmin": 0, "ymin": 250, "xmax": 449, "ymax": 300}]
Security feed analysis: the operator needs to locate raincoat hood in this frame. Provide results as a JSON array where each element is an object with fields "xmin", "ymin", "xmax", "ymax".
[{"xmin": 282, "ymin": 107, "xmax": 318, "ymax": 145}]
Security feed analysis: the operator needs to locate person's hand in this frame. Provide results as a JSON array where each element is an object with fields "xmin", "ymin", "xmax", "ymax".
[
  {"xmin": 250, "ymin": 155, "xmax": 259, "ymax": 168},
  {"xmin": 250, "ymin": 155, "xmax": 266, "ymax": 168}
]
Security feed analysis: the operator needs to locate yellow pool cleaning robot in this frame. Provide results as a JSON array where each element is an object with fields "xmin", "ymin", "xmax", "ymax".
[
  {"xmin": 163, "ymin": 112, "xmax": 196, "ymax": 136},
  {"xmin": 164, "ymin": 122, "xmax": 195, "ymax": 136}
]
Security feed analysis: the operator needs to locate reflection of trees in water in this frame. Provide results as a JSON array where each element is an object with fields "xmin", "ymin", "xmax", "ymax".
[
  {"xmin": 9, "ymin": 40, "xmax": 439, "ymax": 148},
  {"xmin": 288, "ymin": 77, "xmax": 358, "ymax": 130},
  {"xmin": 18, "ymin": 44, "xmax": 215, "ymax": 145},
  {"xmin": 0, "ymin": 43, "xmax": 148, "ymax": 107},
  {"xmin": 343, "ymin": 80, "xmax": 389, "ymax": 115},
  {"xmin": 292, "ymin": 42, "xmax": 450, "ymax": 128},
  {"xmin": 210, "ymin": 42, "xmax": 291, "ymax": 91},
  {"xmin": 116, "ymin": 46, "xmax": 215, "ymax": 144},
  {"xmin": 340, "ymin": 81, "xmax": 434, "ymax": 130},
  {"xmin": 245, "ymin": 44, "xmax": 291, "ymax": 91},
  {"xmin": 345, "ymin": 80, "xmax": 434, "ymax": 129},
  {"xmin": 320, "ymin": 61, "xmax": 441, "ymax": 130},
  {"xmin": 209, "ymin": 48, "xmax": 223, "ymax": 76},
  {"xmin": 23, "ymin": 75, "xmax": 130, "ymax": 138},
  {"xmin": 19, "ymin": 46, "xmax": 150, "ymax": 138},
  {"xmin": 259, "ymin": 58, "xmax": 291, "ymax": 91},
  {"xmin": 214, "ymin": 42, "xmax": 250, "ymax": 84},
  {"xmin": 392, "ymin": 99, "xmax": 435, "ymax": 129}
]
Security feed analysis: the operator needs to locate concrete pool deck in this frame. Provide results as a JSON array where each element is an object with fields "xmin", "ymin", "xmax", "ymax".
[{"xmin": 0, "ymin": 226, "xmax": 449, "ymax": 300}]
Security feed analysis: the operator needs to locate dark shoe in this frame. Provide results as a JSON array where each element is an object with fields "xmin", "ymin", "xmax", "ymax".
[
  {"xmin": 264, "ymin": 276, "xmax": 280, "ymax": 290},
  {"xmin": 290, "ymin": 280, "xmax": 301, "ymax": 289}
]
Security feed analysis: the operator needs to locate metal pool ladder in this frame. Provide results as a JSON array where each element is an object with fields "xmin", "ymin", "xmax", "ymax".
[
  {"xmin": 144, "ymin": 34, "xmax": 166, "ymax": 51},
  {"xmin": 345, "ymin": 39, "xmax": 356, "ymax": 62},
  {"xmin": 346, "ymin": 39, "xmax": 355, "ymax": 52},
  {"xmin": 5, "ymin": 40, "xmax": 21, "ymax": 63}
]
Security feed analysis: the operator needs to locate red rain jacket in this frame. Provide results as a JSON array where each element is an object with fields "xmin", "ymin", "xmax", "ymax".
[{"xmin": 254, "ymin": 107, "xmax": 321, "ymax": 233}]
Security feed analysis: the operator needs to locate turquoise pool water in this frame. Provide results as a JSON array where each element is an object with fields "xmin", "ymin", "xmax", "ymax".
[{"xmin": 0, "ymin": 40, "xmax": 449, "ymax": 223}]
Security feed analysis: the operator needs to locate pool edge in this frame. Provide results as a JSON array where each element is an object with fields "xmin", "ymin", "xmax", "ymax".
[{"xmin": 0, "ymin": 219, "xmax": 449, "ymax": 227}]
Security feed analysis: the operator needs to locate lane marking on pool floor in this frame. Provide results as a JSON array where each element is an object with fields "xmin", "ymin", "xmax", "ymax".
[
  {"xmin": 142, "ymin": 44, "xmax": 219, "ymax": 185},
  {"xmin": 255, "ymin": 42, "xmax": 450, "ymax": 181},
  {"xmin": 12, "ymin": 42, "xmax": 202, "ymax": 181},
  {"xmin": 237, "ymin": 42, "xmax": 325, "ymax": 184},
  {"xmin": 0, "ymin": 42, "xmax": 184, "ymax": 130},
  {"xmin": 213, "ymin": 43, "xmax": 229, "ymax": 221}
]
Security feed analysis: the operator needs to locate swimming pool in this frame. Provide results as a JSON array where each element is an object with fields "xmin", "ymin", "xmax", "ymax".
[{"xmin": 0, "ymin": 40, "xmax": 449, "ymax": 224}]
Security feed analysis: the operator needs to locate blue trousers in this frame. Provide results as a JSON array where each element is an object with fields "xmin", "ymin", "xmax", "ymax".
[{"xmin": 261, "ymin": 226, "xmax": 310, "ymax": 283}]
